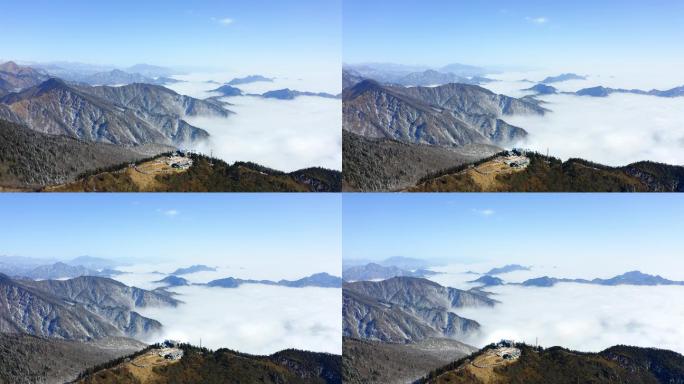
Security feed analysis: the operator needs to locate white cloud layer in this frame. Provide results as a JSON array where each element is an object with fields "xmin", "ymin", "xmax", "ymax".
[
  {"xmin": 457, "ymin": 284, "xmax": 684, "ymax": 354},
  {"xmin": 426, "ymin": 261, "xmax": 684, "ymax": 354},
  {"xmin": 507, "ymin": 93, "xmax": 684, "ymax": 166},
  {"xmin": 166, "ymin": 73, "xmax": 341, "ymax": 171},
  {"xmin": 140, "ymin": 284, "xmax": 341, "ymax": 355},
  {"xmin": 481, "ymin": 71, "xmax": 684, "ymax": 166},
  {"xmin": 111, "ymin": 260, "xmax": 341, "ymax": 355}
]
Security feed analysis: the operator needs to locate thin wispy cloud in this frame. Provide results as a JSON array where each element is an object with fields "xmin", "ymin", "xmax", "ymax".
[
  {"xmin": 212, "ymin": 17, "xmax": 233, "ymax": 25},
  {"xmin": 157, "ymin": 209, "xmax": 179, "ymax": 217},
  {"xmin": 526, "ymin": 16, "xmax": 549, "ymax": 24},
  {"xmin": 472, "ymin": 208, "xmax": 495, "ymax": 217}
]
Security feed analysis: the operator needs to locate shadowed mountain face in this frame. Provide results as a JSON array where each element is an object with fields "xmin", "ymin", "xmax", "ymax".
[
  {"xmin": 343, "ymin": 337, "xmax": 477, "ymax": 384},
  {"xmin": 0, "ymin": 79, "xmax": 231, "ymax": 146},
  {"xmin": 0, "ymin": 334, "xmax": 146, "ymax": 384},
  {"xmin": 0, "ymin": 118, "xmax": 163, "ymax": 188},
  {"xmin": 343, "ymin": 80, "xmax": 543, "ymax": 148},
  {"xmin": 343, "ymin": 277, "xmax": 496, "ymax": 343},
  {"xmin": 342, "ymin": 130, "xmax": 500, "ymax": 191},
  {"xmin": 419, "ymin": 344, "xmax": 684, "ymax": 384},
  {"xmin": 0, "ymin": 274, "xmax": 178, "ymax": 340}
]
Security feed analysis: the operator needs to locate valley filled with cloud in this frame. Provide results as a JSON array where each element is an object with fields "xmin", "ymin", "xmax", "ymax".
[
  {"xmin": 428, "ymin": 261, "xmax": 684, "ymax": 354},
  {"xmin": 482, "ymin": 70, "xmax": 684, "ymax": 166},
  {"xmin": 167, "ymin": 71, "xmax": 341, "ymax": 172}
]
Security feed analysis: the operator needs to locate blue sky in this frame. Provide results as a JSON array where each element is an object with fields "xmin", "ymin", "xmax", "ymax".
[
  {"xmin": 342, "ymin": 194, "xmax": 684, "ymax": 265},
  {"xmin": 343, "ymin": 0, "xmax": 684, "ymax": 69},
  {"xmin": 0, "ymin": 194, "xmax": 341, "ymax": 265},
  {"xmin": 0, "ymin": 0, "xmax": 340, "ymax": 70}
]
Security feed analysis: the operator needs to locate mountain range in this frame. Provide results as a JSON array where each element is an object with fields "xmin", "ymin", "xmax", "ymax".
[
  {"xmin": 343, "ymin": 80, "xmax": 544, "ymax": 148},
  {"xmin": 342, "ymin": 262, "xmax": 438, "ymax": 281},
  {"xmin": 72, "ymin": 69, "xmax": 182, "ymax": 86},
  {"xmin": 523, "ymin": 83, "xmax": 684, "ymax": 98},
  {"xmin": 575, "ymin": 85, "xmax": 684, "ymax": 98},
  {"xmin": 343, "ymin": 63, "xmax": 490, "ymax": 87},
  {"xmin": 171, "ymin": 264, "xmax": 216, "ymax": 275},
  {"xmin": 207, "ymin": 272, "xmax": 343, "ymax": 288},
  {"xmin": 16, "ymin": 261, "xmax": 122, "ymax": 280},
  {"xmin": 210, "ymin": 85, "xmax": 340, "ymax": 100},
  {"xmin": 261, "ymin": 88, "xmax": 339, "ymax": 100},
  {"xmin": 0, "ymin": 61, "xmax": 341, "ymax": 191},
  {"xmin": 484, "ymin": 264, "xmax": 530, "ymax": 275},
  {"xmin": 0, "ymin": 61, "xmax": 49, "ymax": 94},
  {"xmin": 520, "ymin": 270, "xmax": 684, "ymax": 287},
  {"xmin": 343, "ymin": 277, "xmax": 496, "ymax": 343},
  {"xmin": 540, "ymin": 73, "xmax": 586, "ymax": 83},
  {"xmin": 342, "ymin": 256, "xmax": 438, "ymax": 271},
  {"xmin": 0, "ymin": 274, "xmax": 178, "ymax": 340},
  {"xmin": 0, "ymin": 77, "xmax": 230, "ymax": 146},
  {"xmin": 226, "ymin": 74, "xmax": 274, "ymax": 85},
  {"xmin": 0, "ymin": 256, "xmax": 125, "ymax": 279}
]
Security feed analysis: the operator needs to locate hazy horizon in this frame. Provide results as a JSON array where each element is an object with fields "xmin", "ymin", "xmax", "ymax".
[
  {"xmin": 0, "ymin": 194, "xmax": 341, "ymax": 276},
  {"xmin": 0, "ymin": 0, "xmax": 341, "ymax": 74},
  {"xmin": 344, "ymin": 0, "xmax": 684, "ymax": 73},
  {"xmin": 342, "ymin": 194, "xmax": 684, "ymax": 274}
]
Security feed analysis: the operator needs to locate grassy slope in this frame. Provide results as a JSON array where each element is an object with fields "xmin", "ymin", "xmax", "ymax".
[
  {"xmin": 419, "ymin": 344, "xmax": 684, "ymax": 384},
  {"xmin": 75, "ymin": 345, "xmax": 342, "ymax": 384},
  {"xmin": 410, "ymin": 152, "xmax": 684, "ymax": 192},
  {"xmin": 48, "ymin": 155, "xmax": 341, "ymax": 192}
]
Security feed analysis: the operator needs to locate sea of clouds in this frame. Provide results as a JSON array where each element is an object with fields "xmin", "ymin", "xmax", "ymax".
[
  {"xmin": 480, "ymin": 70, "xmax": 684, "ymax": 166},
  {"xmin": 166, "ymin": 70, "xmax": 341, "ymax": 172},
  {"xmin": 112, "ymin": 260, "xmax": 341, "ymax": 355},
  {"xmin": 139, "ymin": 284, "xmax": 341, "ymax": 355},
  {"xmin": 426, "ymin": 260, "xmax": 684, "ymax": 354}
]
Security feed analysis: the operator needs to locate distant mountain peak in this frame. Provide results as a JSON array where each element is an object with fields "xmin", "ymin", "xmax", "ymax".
[
  {"xmin": 0, "ymin": 61, "xmax": 20, "ymax": 72},
  {"xmin": 343, "ymin": 78, "xmax": 383, "ymax": 99},
  {"xmin": 541, "ymin": 73, "xmax": 586, "ymax": 84},
  {"xmin": 38, "ymin": 77, "xmax": 67, "ymax": 90}
]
